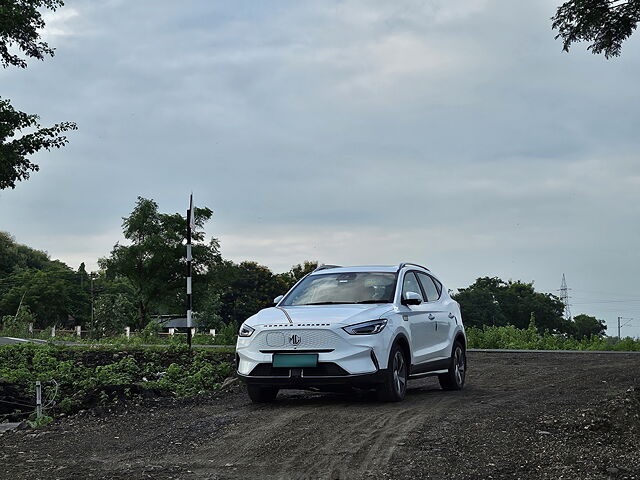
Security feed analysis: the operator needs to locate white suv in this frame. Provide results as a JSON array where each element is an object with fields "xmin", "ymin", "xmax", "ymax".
[{"xmin": 235, "ymin": 263, "xmax": 466, "ymax": 403}]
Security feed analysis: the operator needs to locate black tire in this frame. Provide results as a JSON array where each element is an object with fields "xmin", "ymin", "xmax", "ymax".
[
  {"xmin": 247, "ymin": 385, "xmax": 279, "ymax": 403},
  {"xmin": 438, "ymin": 341, "xmax": 466, "ymax": 391},
  {"xmin": 377, "ymin": 342, "xmax": 408, "ymax": 402}
]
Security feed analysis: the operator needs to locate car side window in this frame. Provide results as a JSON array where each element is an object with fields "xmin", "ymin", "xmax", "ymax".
[
  {"xmin": 417, "ymin": 273, "xmax": 440, "ymax": 302},
  {"xmin": 433, "ymin": 277, "xmax": 443, "ymax": 296},
  {"xmin": 402, "ymin": 272, "xmax": 424, "ymax": 301}
]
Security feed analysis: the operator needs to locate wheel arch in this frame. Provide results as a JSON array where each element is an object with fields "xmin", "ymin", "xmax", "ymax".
[
  {"xmin": 393, "ymin": 333, "xmax": 411, "ymax": 364},
  {"xmin": 454, "ymin": 331, "xmax": 467, "ymax": 351}
]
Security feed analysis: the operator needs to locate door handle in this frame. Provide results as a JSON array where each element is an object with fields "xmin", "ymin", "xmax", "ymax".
[
  {"xmin": 448, "ymin": 313, "xmax": 455, "ymax": 319},
  {"xmin": 428, "ymin": 314, "xmax": 435, "ymax": 320}
]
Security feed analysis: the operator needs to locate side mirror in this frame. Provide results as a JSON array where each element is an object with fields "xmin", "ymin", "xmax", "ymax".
[
  {"xmin": 273, "ymin": 295, "xmax": 284, "ymax": 305},
  {"xmin": 402, "ymin": 291, "xmax": 422, "ymax": 306}
]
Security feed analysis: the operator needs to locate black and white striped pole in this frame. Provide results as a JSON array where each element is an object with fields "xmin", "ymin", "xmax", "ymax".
[{"xmin": 186, "ymin": 194, "xmax": 195, "ymax": 350}]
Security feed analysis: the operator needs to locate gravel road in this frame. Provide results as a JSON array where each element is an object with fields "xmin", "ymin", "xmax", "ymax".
[{"xmin": 1, "ymin": 352, "xmax": 639, "ymax": 480}]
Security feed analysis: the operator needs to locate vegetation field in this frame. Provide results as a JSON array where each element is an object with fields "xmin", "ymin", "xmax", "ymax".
[
  {"xmin": 466, "ymin": 324, "xmax": 640, "ymax": 351},
  {"xmin": 0, "ymin": 343, "xmax": 234, "ymax": 422}
]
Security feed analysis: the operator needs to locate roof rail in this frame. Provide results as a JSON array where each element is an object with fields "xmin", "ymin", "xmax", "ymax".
[
  {"xmin": 397, "ymin": 262, "xmax": 430, "ymax": 272},
  {"xmin": 313, "ymin": 264, "xmax": 342, "ymax": 272}
]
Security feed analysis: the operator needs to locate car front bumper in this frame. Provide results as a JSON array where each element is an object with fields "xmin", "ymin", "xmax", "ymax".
[{"xmin": 237, "ymin": 367, "xmax": 386, "ymax": 388}]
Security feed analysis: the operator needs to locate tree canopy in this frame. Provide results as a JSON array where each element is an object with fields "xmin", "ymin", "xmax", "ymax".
[
  {"xmin": 0, "ymin": 0, "xmax": 76, "ymax": 190},
  {"xmin": 571, "ymin": 313, "xmax": 608, "ymax": 339},
  {"xmin": 553, "ymin": 0, "xmax": 640, "ymax": 57},
  {"xmin": 454, "ymin": 277, "xmax": 568, "ymax": 333},
  {"xmin": 99, "ymin": 197, "xmax": 220, "ymax": 329},
  {"xmin": 454, "ymin": 276, "xmax": 608, "ymax": 339},
  {"xmin": 0, "ymin": 98, "xmax": 77, "ymax": 189},
  {"xmin": 0, "ymin": 0, "xmax": 64, "ymax": 68}
]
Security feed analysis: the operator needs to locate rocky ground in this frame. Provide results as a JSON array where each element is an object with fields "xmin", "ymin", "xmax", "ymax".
[{"xmin": 1, "ymin": 352, "xmax": 639, "ymax": 480}]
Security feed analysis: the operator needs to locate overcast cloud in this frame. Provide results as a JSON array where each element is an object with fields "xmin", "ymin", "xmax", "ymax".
[{"xmin": 1, "ymin": 0, "xmax": 639, "ymax": 336}]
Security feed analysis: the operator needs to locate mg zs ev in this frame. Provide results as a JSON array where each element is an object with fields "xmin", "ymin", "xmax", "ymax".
[{"xmin": 236, "ymin": 263, "xmax": 467, "ymax": 403}]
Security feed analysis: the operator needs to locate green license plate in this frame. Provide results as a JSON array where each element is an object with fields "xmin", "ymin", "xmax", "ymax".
[{"xmin": 272, "ymin": 353, "xmax": 318, "ymax": 368}]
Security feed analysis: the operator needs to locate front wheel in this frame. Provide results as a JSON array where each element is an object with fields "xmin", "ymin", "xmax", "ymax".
[
  {"xmin": 247, "ymin": 385, "xmax": 279, "ymax": 403},
  {"xmin": 377, "ymin": 343, "xmax": 408, "ymax": 402},
  {"xmin": 438, "ymin": 341, "xmax": 466, "ymax": 391}
]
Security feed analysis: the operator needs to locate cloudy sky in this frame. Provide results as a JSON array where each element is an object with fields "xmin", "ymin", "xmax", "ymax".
[{"xmin": 1, "ymin": 0, "xmax": 640, "ymax": 336}]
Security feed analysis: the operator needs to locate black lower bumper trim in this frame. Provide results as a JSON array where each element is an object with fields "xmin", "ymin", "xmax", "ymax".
[{"xmin": 238, "ymin": 369, "xmax": 386, "ymax": 387}]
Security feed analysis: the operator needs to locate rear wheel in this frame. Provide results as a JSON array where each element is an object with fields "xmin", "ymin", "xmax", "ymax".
[
  {"xmin": 377, "ymin": 343, "xmax": 408, "ymax": 402},
  {"xmin": 438, "ymin": 341, "xmax": 466, "ymax": 391},
  {"xmin": 247, "ymin": 385, "xmax": 279, "ymax": 403}
]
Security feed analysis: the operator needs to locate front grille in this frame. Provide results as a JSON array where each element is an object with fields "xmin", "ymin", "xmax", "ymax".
[
  {"xmin": 254, "ymin": 328, "xmax": 342, "ymax": 350},
  {"xmin": 248, "ymin": 362, "xmax": 349, "ymax": 377}
]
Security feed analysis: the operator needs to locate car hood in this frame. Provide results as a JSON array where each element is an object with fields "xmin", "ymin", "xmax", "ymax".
[{"xmin": 244, "ymin": 304, "xmax": 393, "ymax": 327}]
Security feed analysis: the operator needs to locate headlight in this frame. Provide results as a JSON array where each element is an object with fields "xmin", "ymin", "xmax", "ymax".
[
  {"xmin": 342, "ymin": 319, "xmax": 388, "ymax": 335},
  {"xmin": 239, "ymin": 324, "xmax": 255, "ymax": 337}
]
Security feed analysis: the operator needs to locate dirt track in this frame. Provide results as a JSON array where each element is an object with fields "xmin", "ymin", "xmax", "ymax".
[{"xmin": 2, "ymin": 352, "xmax": 639, "ymax": 479}]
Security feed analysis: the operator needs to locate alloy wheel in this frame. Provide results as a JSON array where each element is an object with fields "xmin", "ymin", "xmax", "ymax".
[
  {"xmin": 454, "ymin": 347, "xmax": 465, "ymax": 386},
  {"xmin": 393, "ymin": 350, "xmax": 407, "ymax": 395}
]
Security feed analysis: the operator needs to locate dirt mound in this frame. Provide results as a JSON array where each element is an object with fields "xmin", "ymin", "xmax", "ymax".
[{"xmin": 577, "ymin": 386, "xmax": 640, "ymax": 437}]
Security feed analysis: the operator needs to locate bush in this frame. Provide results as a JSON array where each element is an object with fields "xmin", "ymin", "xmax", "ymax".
[
  {"xmin": 467, "ymin": 325, "xmax": 640, "ymax": 351},
  {"xmin": 0, "ymin": 344, "xmax": 234, "ymax": 418}
]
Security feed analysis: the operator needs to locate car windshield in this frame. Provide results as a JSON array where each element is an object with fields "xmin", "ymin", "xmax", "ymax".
[{"xmin": 281, "ymin": 272, "xmax": 397, "ymax": 306}]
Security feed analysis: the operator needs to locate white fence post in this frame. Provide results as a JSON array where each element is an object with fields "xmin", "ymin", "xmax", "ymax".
[
  {"xmin": 169, "ymin": 328, "xmax": 175, "ymax": 336},
  {"xmin": 190, "ymin": 327, "xmax": 196, "ymax": 337},
  {"xmin": 75, "ymin": 325, "xmax": 81, "ymax": 336},
  {"xmin": 28, "ymin": 323, "xmax": 33, "ymax": 334},
  {"xmin": 51, "ymin": 325, "xmax": 56, "ymax": 337},
  {"xmin": 209, "ymin": 328, "xmax": 216, "ymax": 337},
  {"xmin": 125, "ymin": 326, "xmax": 130, "ymax": 338}
]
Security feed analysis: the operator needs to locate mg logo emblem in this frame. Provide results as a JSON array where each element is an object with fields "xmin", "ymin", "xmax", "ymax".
[{"xmin": 288, "ymin": 334, "xmax": 301, "ymax": 346}]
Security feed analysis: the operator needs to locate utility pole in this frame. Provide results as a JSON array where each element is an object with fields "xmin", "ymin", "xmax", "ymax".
[
  {"xmin": 618, "ymin": 316, "xmax": 621, "ymax": 339},
  {"xmin": 186, "ymin": 194, "xmax": 195, "ymax": 350}
]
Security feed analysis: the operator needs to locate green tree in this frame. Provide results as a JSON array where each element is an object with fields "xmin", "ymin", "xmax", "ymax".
[
  {"xmin": 0, "ymin": 265, "xmax": 89, "ymax": 328},
  {"xmin": 552, "ymin": 0, "xmax": 640, "ymax": 58},
  {"xmin": 206, "ymin": 260, "xmax": 289, "ymax": 327},
  {"xmin": 99, "ymin": 197, "xmax": 220, "ymax": 329},
  {"xmin": 454, "ymin": 277, "xmax": 566, "ymax": 333},
  {"xmin": 1, "ymin": 0, "xmax": 77, "ymax": 189},
  {"xmin": 279, "ymin": 261, "xmax": 318, "ymax": 290},
  {"xmin": 0, "ymin": 304, "xmax": 33, "ymax": 335},
  {"xmin": 196, "ymin": 288, "xmax": 224, "ymax": 330},
  {"xmin": 0, "ymin": 98, "xmax": 77, "ymax": 189},
  {"xmin": 570, "ymin": 313, "xmax": 607, "ymax": 340},
  {"xmin": 0, "ymin": 0, "xmax": 65, "ymax": 68},
  {"xmin": 0, "ymin": 231, "xmax": 51, "ymax": 276},
  {"xmin": 93, "ymin": 293, "xmax": 136, "ymax": 336}
]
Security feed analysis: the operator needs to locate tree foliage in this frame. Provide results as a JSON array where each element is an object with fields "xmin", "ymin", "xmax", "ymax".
[
  {"xmin": 0, "ymin": 0, "xmax": 64, "ymax": 68},
  {"xmin": 454, "ymin": 277, "xmax": 567, "ymax": 333},
  {"xmin": 93, "ymin": 293, "xmax": 136, "ymax": 336},
  {"xmin": 99, "ymin": 197, "xmax": 220, "ymax": 329},
  {"xmin": 206, "ymin": 260, "xmax": 289, "ymax": 327},
  {"xmin": 0, "ymin": 0, "xmax": 77, "ymax": 189},
  {"xmin": 552, "ymin": 0, "xmax": 640, "ymax": 57},
  {"xmin": 0, "ymin": 98, "xmax": 77, "ymax": 189},
  {"xmin": 0, "ymin": 231, "xmax": 51, "ymax": 275},
  {"xmin": 571, "ymin": 313, "xmax": 607, "ymax": 339}
]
